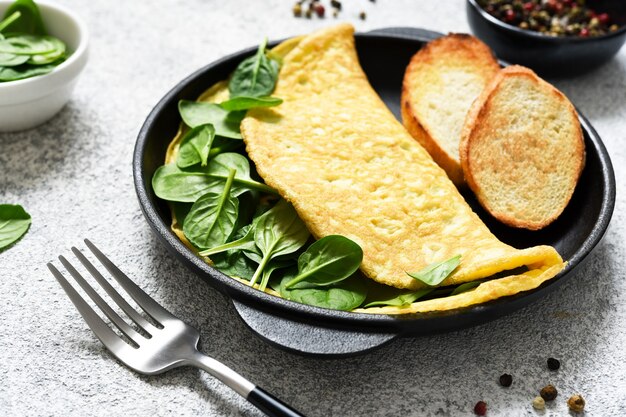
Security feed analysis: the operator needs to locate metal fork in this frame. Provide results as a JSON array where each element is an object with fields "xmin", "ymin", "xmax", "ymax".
[{"xmin": 47, "ymin": 239, "xmax": 304, "ymax": 417}]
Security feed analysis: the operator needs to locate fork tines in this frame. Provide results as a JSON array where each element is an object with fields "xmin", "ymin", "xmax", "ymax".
[{"xmin": 47, "ymin": 239, "xmax": 171, "ymax": 351}]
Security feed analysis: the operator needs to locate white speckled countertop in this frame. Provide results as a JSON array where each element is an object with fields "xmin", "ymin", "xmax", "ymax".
[{"xmin": 1, "ymin": 0, "xmax": 625, "ymax": 416}]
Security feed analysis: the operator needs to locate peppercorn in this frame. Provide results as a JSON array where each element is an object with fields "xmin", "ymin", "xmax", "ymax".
[
  {"xmin": 540, "ymin": 384, "xmax": 558, "ymax": 401},
  {"xmin": 359, "ymin": 11, "xmax": 367, "ymax": 20},
  {"xmin": 532, "ymin": 396, "xmax": 545, "ymax": 410},
  {"xmin": 499, "ymin": 373, "xmax": 513, "ymax": 387},
  {"xmin": 547, "ymin": 357, "xmax": 560, "ymax": 370},
  {"xmin": 313, "ymin": 3, "xmax": 325, "ymax": 17},
  {"xmin": 567, "ymin": 394, "xmax": 585, "ymax": 413},
  {"xmin": 304, "ymin": 8, "xmax": 313, "ymax": 18},
  {"xmin": 330, "ymin": 0, "xmax": 342, "ymax": 10},
  {"xmin": 293, "ymin": 3, "xmax": 303, "ymax": 17},
  {"xmin": 474, "ymin": 401, "xmax": 487, "ymax": 416}
]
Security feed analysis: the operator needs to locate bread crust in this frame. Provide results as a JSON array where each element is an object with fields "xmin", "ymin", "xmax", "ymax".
[
  {"xmin": 401, "ymin": 34, "xmax": 500, "ymax": 187},
  {"xmin": 459, "ymin": 65, "xmax": 586, "ymax": 230}
]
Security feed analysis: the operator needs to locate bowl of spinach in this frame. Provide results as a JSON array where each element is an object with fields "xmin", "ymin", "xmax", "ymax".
[{"xmin": 0, "ymin": 0, "xmax": 88, "ymax": 131}]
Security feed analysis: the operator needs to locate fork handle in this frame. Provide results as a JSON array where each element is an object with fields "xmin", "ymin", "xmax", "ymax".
[{"xmin": 189, "ymin": 353, "xmax": 305, "ymax": 417}]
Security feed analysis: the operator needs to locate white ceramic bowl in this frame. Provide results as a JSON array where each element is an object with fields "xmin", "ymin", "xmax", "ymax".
[{"xmin": 0, "ymin": 1, "xmax": 88, "ymax": 132}]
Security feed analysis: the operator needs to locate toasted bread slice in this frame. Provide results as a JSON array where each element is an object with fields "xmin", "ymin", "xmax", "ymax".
[
  {"xmin": 459, "ymin": 65, "xmax": 585, "ymax": 230},
  {"xmin": 401, "ymin": 34, "xmax": 500, "ymax": 186}
]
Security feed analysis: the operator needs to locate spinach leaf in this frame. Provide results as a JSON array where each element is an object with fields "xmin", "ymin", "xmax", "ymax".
[
  {"xmin": 0, "ymin": 62, "xmax": 56, "ymax": 81},
  {"xmin": 1, "ymin": 0, "xmax": 46, "ymax": 35},
  {"xmin": 363, "ymin": 288, "xmax": 433, "ymax": 308},
  {"xmin": 198, "ymin": 222, "xmax": 256, "ymax": 256},
  {"xmin": 27, "ymin": 35, "xmax": 65, "ymax": 64},
  {"xmin": 0, "ymin": 52, "xmax": 28, "ymax": 66},
  {"xmin": 259, "ymin": 259, "xmax": 294, "ymax": 291},
  {"xmin": 229, "ymin": 38, "xmax": 280, "ymax": 98},
  {"xmin": 183, "ymin": 169, "xmax": 238, "ymax": 250},
  {"xmin": 171, "ymin": 202, "xmax": 192, "ymax": 227},
  {"xmin": 284, "ymin": 235, "xmax": 362, "ymax": 289},
  {"xmin": 211, "ymin": 250, "xmax": 257, "ymax": 281},
  {"xmin": 0, "ymin": 35, "xmax": 56, "ymax": 54},
  {"xmin": 280, "ymin": 272, "xmax": 368, "ymax": 311},
  {"xmin": 0, "ymin": 11, "xmax": 21, "ymax": 33},
  {"xmin": 450, "ymin": 281, "xmax": 481, "ymax": 296},
  {"xmin": 219, "ymin": 96, "xmax": 283, "ymax": 112},
  {"xmin": 177, "ymin": 124, "xmax": 215, "ymax": 168},
  {"xmin": 152, "ymin": 153, "xmax": 276, "ymax": 202},
  {"xmin": 0, "ymin": 204, "xmax": 31, "ymax": 251},
  {"xmin": 178, "ymin": 100, "xmax": 244, "ymax": 139},
  {"xmin": 249, "ymin": 200, "xmax": 310, "ymax": 286},
  {"xmin": 406, "ymin": 255, "xmax": 461, "ymax": 286}
]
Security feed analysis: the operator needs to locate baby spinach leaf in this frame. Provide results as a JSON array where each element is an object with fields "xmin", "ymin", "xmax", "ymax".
[
  {"xmin": 0, "ymin": 51, "xmax": 28, "ymax": 66},
  {"xmin": 152, "ymin": 154, "xmax": 276, "ymax": 202},
  {"xmin": 219, "ymin": 96, "xmax": 283, "ymax": 112},
  {"xmin": 198, "ymin": 222, "xmax": 256, "ymax": 256},
  {"xmin": 0, "ymin": 11, "xmax": 21, "ymax": 33},
  {"xmin": 280, "ymin": 272, "xmax": 368, "ymax": 311},
  {"xmin": 259, "ymin": 259, "xmax": 294, "ymax": 291},
  {"xmin": 450, "ymin": 281, "xmax": 481, "ymax": 296},
  {"xmin": 211, "ymin": 250, "xmax": 257, "ymax": 281},
  {"xmin": 406, "ymin": 255, "xmax": 461, "ymax": 286},
  {"xmin": 0, "ymin": 35, "xmax": 56, "ymax": 55},
  {"xmin": 229, "ymin": 38, "xmax": 280, "ymax": 98},
  {"xmin": 1, "ymin": 0, "xmax": 46, "ymax": 35},
  {"xmin": 0, "ymin": 62, "xmax": 55, "ymax": 81},
  {"xmin": 178, "ymin": 100, "xmax": 244, "ymax": 139},
  {"xmin": 183, "ymin": 169, "xmax": 239, "ymax": 250},
  {"xmin": 284, "ymin": 235, "xmax": 363, "ymax": 289},
  {"xmin": 27, "ymin": 36, "xmax": 65, "ymax": 64},
  {"xmin": 0, "ymin": 204, "xmax": 31, "ymax": 251},
  {"xmin": 177, "ymin": 124, "xmax": 215, "ymax": 168},
  {"xmin": 249, "ymin": 200, "xmax": 310, "ymax": 286},
  {"xmin": 171, "ymin": 202, "xmax": 192, "ymax": 227},
  {"xmin": 363, "ymin": 288, "xmax": 433, "ymax": 308}
]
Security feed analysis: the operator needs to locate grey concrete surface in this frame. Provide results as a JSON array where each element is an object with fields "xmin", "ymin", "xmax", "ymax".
[{"xmin": 1, "ymin": 0, "xmax": 625, "ymax": 416}]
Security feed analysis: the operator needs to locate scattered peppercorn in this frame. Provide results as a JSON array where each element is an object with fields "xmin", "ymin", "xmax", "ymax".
[
  {"xmin": 547, "ymin": 357, "xmax": 560, "ymax": 370},
  {"xmin": 304, "ymin": 8, "xmax": 313, "ymax": 18},
  {"xmin": 330, "ymin": 0, "xmax": 342, "ymax": 10},
  {"xmin": 293, "ymin": 3, "xmax": 303, "ymax": 17},
  {"xmin": 532, "ymin": 396, "xmax": 545, "ymax": 410},
  {"xmin": 476, "ymin": 0, "xmax": 622, "ymax": 37},
  {"xmin": 474, "ymin": 401, "xmax": 487, "ymax": 416},
  {"xmin": 540, "ymin": 384, "xmax": 558, "ymax": 401},
  {"xmin": 499, "ymin": 373, "xmax": 513, "ymax": 387},
  {"xmin": 567, "ymin": 394, "xmax": 585, "ymax": 413},
  {"xmin": 359, "ymin": 11, "xmax": 367, "ymax": 20},
  {"xmin": 314, "ymin": 3, "xmax": 325, "ymax": 17}
]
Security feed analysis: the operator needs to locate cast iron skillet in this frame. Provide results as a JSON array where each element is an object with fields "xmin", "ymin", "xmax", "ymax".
[{"xmin": 133, "ymin": 28, "xmax": 615, "ymax": 356}]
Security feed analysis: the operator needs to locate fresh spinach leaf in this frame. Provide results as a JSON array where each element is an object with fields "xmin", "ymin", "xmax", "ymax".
[
  {"xmin": 178, "ymin": 100, "xmax": 244, "ymax": 139},
  {"xmin": 249, "ymin": 200, "xmax": 310, "ymax": 286},
  {"xmin": 219, "ymin": 96, "xmax": 283, "ymax": 112},
  {"xmin": 259, "ymin": 259, "xmax": 294, "ymax": 291},
  {"xmin": 406, "ymin": 255, "xmax": 461, "ymax": 286},
  {"xmin": 27, "ymin": 35, "xmax": 65, "ymax": 64},
  {"xmin": 363, "ymin": 288, "xmax": 433, "ymax": 308},
  {"xmin": 284, "ymin": 235, "xmax": 362, "ymax": 289},
  {"xmin": 229, "ymin": 38, "xmax": 280, "ymax": 98},
  {"xmin": 198, "ymin": 222, "xmax": 256, "ymax": 256},
  {"xmin": 152, "ymin": 153, "xmax": 276, "ymax": 202},
  {"xmin": 0, "ymin": 35, "xmax": 56, "ymax": 54},
  {"xmin": 450, "ymin": 281, "xmax": 481, "ymax": 296},
  {"xmin": 0, "ymin": 61, "xmax": 55, "ymax": 81},
  {"xmin": 0, "ymin": 11, "xmax": 21, "ymax": 33},
  {"xmin": 1, "ymin": 0, "xmax": 46, "ymax": 35},
  {"xmin": 280, "ymin": 272, "xmax": 368, "ymax": 311},
  {"xmin": 0, "ymin": 51, "xmax": 28, "ymax": 66},
  {"xmin": 171, "ymin": 202, "xmax": 192, "ymax": 227},
  {"xmin": 183, "ymin": 169, "xmax": 239, "ymax": 250},
  {"xmin": 0, "ymin": 204, "xmax": 31, "ymax": 251},
  {"xmin": 211, "ymin": 250, "xmax": 257, "ymax": 281},
  {"xmin": 177, "ymin": 124, "xmax": 215, "ymax": 168}
]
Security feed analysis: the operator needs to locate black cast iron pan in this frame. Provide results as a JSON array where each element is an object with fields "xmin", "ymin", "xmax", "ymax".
[{"xmin": 133, "ymin": 27, "xmax": 615, "ymax": 357}]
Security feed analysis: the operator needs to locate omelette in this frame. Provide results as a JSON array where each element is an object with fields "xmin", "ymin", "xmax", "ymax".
[{"xmin": 166, "ymin": 24, "xmax": 565, "ymax": 314}]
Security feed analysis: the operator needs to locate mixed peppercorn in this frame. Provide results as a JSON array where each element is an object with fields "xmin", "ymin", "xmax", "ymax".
[
  {"xmin": 292, "ymin": 0, "xmax": 371, "ymax": 20},
  {"xmin": 477, "ymin": 0, "xmax": 622, "ymax": 37}
]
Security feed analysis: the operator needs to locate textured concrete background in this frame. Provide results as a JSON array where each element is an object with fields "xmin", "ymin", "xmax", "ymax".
[{"xmin": 1, "ymin": 0, "xmax": 625, "ymax": 416}]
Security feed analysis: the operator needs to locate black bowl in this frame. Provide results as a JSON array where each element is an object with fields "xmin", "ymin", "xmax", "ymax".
[
  {"xmin": 467, "ymin": 0, "xmax": 626, "ymax": 77},
  {"xmin": 133, "ymin": 29, "xmax": 615, "ymax": 343}
]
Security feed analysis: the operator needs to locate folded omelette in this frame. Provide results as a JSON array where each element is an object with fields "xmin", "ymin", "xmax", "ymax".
[
  {"xmin": 167, "ymin": 24, "xmax": 565, "ymax": 314},
  {"xmin": 239, "ymin": 24, "xmax": 565, "ymax": 314}
]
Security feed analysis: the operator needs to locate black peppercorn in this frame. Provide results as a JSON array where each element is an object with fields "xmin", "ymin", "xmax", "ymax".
[
  {"xmin": 540, "ymin": 384, "xmax": 558, "ymax": 401},
  {"xmin": 547, "ymin": 357, "xmax": 560, "ymax": 370},
  {"xmin": 499, "ymin": 373, "xmax": 513, "ymax": 387}
]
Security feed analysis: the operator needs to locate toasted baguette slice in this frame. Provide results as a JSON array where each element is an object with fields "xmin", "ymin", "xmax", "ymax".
[
  {"xmin": 401, "ymin": 34, "xmax": 500, "ymax": 186},
  {"xmin": 459, "ymin": 65, "xmax": 585, "ymax": 230}
]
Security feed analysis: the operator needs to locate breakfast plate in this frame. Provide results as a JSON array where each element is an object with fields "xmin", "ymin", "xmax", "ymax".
[{"xmin": 133, "ymin": 27, "xmax": 615, "ymax": 356}]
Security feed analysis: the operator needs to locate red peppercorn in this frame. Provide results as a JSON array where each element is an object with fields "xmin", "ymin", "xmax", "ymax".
[
  {"xmin": 523, "ymin": 2, "xmax": 534, "ymax": 12},
  {"xmin": 597, "ymin": 13, "xmax": 610, "ymax": 25},
  {"xmin": 504, "ymin": 9, "xmax": 516, "ymax": 22},
  {"xmin": 580, "ymin": 27, "xmax": 590, "ymax": 37},
  {"xmin": 474, "ymin": 401, "xmax": 487, "ymax": 416},
  {"xmin": 313, "ymin": 3, "xmax": 325, "ymax": 17}
]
